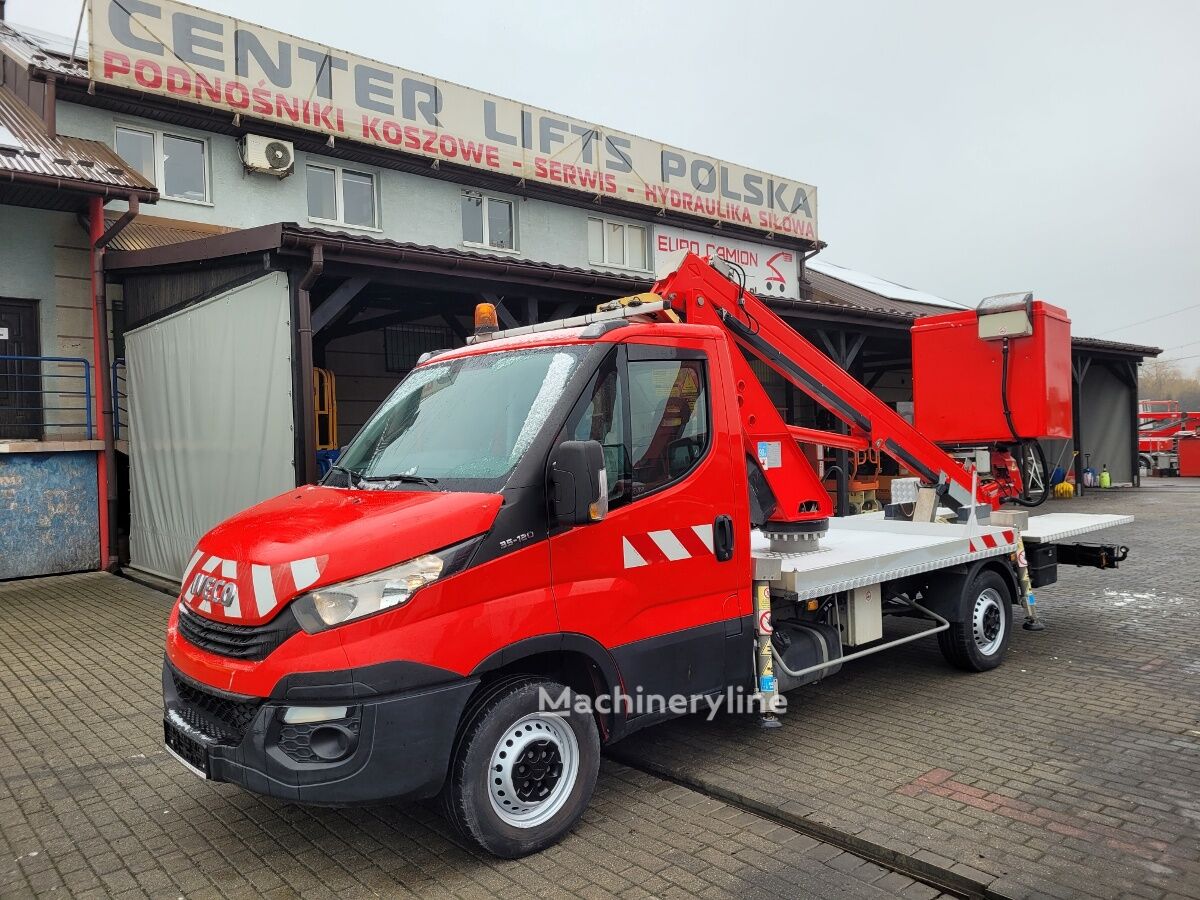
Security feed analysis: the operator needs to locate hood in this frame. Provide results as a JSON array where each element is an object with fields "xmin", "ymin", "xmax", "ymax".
[{"xmin": 180, "ymin": 485, "xmax": 502, "ymax": 626}]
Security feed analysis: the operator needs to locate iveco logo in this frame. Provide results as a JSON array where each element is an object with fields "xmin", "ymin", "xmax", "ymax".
[{"xmin": 188, "ymin": 573, "xmax": 239, "ymax": 608}]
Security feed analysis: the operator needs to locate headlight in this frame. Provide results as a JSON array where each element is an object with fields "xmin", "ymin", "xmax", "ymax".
[{"xmin": 291, "ymin": 538, "xmax": 478, "ymax": 633}]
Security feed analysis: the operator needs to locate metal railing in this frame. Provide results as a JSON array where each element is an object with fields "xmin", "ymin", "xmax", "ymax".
[
  {"xmin": 0, "ymin": 355, "xmax": 93, "ymax": 441},
  {"xmin": 112, "ymin": 358, "xmax": 128, "ymax": 441}
]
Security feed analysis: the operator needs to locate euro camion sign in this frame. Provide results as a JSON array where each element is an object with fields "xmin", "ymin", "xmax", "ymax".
[{"xmin": 90, "ymin": 0, "xmax": 818, "ymax": 240}]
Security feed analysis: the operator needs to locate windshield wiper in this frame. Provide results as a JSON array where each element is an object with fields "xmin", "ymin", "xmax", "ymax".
[
  {"xmin": 327, "ymin": 465, "xmax": 438, "ymax": 488},
  {"xmin": 358, "ymin": 473, "xmax": 440, "ymax": 487}
]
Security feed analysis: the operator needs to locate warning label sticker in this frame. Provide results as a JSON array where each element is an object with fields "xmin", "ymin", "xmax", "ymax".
[{"xmin": 757, "ymin": 441, "xmax": 782, "ymax": 470}]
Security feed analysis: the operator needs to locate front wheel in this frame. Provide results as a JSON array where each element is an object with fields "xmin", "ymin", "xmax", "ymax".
[
  {"xmin": 937, "ymin": 569, "xmax": 1013, "ymax": 672},
  {"xmin": 441, "ymin": 678, "xmax": 600, "ymax": 858}
]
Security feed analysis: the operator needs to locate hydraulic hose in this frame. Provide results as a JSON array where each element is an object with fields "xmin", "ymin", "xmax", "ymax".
[{"xmin": 1000, "ymin": 338, "xmax": 1049, "ymax": 508}]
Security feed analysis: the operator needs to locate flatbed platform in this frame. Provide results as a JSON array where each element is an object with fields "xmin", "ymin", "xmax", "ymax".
[
  {"xmin": 1018, "ymin": 512, "xmax": 1134, "ymax": 544},
  {"xmin": 752, "ymin": 512, "xmax": 1132, "ymax": 599}
]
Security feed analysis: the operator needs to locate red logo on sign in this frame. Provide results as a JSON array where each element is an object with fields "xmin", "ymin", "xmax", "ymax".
[{"xmin": 765, "ymin": 251, "xmax": 793, "ymax": 288}]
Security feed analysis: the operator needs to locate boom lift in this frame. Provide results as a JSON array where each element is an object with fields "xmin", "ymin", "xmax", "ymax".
[
  {"xmin": 647, "ymin": 251, "xmax": 1028, "ymax": 523},
  {"xmin": 162, "ymin": 250, "xmax": 1134, "ymax": 858}
]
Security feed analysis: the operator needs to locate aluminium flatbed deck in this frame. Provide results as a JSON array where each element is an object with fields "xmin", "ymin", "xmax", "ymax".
[{"xmin": 752, "ymin": 512, "xmax": 1131, "ymax": 598}]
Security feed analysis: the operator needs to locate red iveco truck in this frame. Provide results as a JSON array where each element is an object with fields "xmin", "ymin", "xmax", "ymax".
[{"xmin": 164, "ymin": 251, "xmax": 1131, "ymax": 857}]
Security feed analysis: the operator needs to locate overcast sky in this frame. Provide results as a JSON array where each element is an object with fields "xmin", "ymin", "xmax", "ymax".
[{"xmin": 10, "ymin": 0, "xmax": 1199, "ymax": 362}]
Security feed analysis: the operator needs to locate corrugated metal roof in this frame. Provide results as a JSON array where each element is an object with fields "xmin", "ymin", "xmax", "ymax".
[
  {"xmin": 0, "ymin": 21, "xmax": 88, "ymax": 78},
  {"xmin": 282, "ymin": 224, "xmax": 655, "ymax": 288},
  {"xmin": 102, "ymin": 213, "xmax": 235, "ymax": 252},
  {"xmin": 807, "ymin": 258, "xmax": 964, "ymax": 309},
  {"xmin": 804, "ymin": 267, "xmax": 950, "ymax": 320},
  {"xmin": 0, "ymin": 85, "xmax": 156, "ymax": 194},
  {"xmin": 104, "ymin": 220, "xmax": 1161, "ymax": 359},
  {"xmin": 1071, "ymin": 335, "xmax": 1161, "ymax": 357}
]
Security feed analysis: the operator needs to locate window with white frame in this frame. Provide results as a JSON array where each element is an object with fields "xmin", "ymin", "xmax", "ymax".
[
  {"xmin": 306, "ymin": 164, "xmax": 378, "ymax": 229},
  {"xmin": 114, "ymin": 125, "xmax": 209, "ymax": 203},
  {"xmin": 461, "ymin": 191, "xmax": 516, "ymax": 251},
  {"xmin": 588, "ymin": 217, "xmax": 648, "ymax": 270}
]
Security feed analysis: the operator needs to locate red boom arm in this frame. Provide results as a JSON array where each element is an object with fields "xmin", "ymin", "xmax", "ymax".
[{"xmin": 651, "ymin": 252, "xmax": 995, "ymax": 526}]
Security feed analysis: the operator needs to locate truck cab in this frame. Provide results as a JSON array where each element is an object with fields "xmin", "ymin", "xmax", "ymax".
[{"xmin": 166, "ymin": 315, "xmax": 760, "ymax": 855}]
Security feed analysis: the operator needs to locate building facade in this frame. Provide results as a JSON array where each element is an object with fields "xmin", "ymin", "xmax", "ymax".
[{"xmin": 0, "ymin": 8, "xmax": 1157, "ymax": 582}]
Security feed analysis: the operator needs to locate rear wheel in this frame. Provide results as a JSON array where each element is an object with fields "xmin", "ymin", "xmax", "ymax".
[
  {"xmin": 937, "ymin": 569, "xmax": 1012, "ymax": 672},
  {"xmin": 441, "ymin": 678, "xmax": 599, "ymax": 858}
]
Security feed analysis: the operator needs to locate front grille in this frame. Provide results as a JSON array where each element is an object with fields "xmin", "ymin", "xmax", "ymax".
[
  {"xmin": 177, "ymin": 603, "xmax": 300, "ymax": 660},
  {"xmin": 171, "ymin": 671, "xmax": 263, "ymax": 743}
]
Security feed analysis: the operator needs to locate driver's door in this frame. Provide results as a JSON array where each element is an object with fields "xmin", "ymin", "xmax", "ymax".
[{"xmin": 549, "ymin": 340, "xmax": 741, "ymax": 712}]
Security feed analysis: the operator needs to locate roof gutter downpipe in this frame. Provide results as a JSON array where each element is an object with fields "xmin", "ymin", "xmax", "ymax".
[
  {"xmin": 91, "ymin": 194, "xmax": 139, "ymax": 570},
  {"xmin": 296, "ymin": 245, "xmax": 324, "ymax": 486},
  {"xmin": 96, "ymin": 194, "xmax": 139, "ymax": 250}
]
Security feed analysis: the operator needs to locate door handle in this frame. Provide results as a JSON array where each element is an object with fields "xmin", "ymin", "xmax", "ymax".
[{"xmin": 713, "ymin": 515, "xmax": 734, "ymax": 562}]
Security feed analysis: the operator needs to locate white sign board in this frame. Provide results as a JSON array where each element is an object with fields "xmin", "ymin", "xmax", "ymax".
[
  {"xmin": 88, "ymin": 0, "xmax": 817, "ymax": 240},
  {"xmin": 654, "ymin": 226, "xmax": 801, "ymax": 299},
  {"xmin": 0, "ymin": 327, "xmax": 9, "ymax": 341}
]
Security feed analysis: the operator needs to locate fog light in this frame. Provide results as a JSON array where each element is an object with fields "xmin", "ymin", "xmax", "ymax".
[
  {"xmin": 282, "ymin": 705, "xmax": 347, "ymax": 725},
  {"xmin": 309, "ymin": 724, "xmax": 354, "ymax": 761}
]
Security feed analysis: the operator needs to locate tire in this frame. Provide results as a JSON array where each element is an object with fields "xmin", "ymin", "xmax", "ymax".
[
  {"xmin": 441, "ymin": 678, "xmax": 600, "ymax": 858},
  {"xmin": 936, "ymin": 569, "xmax": 1013, "ymax": 672}
]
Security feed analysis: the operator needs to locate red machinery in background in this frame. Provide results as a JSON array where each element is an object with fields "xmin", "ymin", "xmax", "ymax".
[
  {"xmin": 912, "ymin": 294, "xmax": 1072, "ymax": 506},
  {"xmin": 1138, "ymin": 400, "xmax": 1200, "ymax": 476}
]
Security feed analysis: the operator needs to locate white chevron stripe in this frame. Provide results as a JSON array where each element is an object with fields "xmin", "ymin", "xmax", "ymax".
[
  {"xmin": 649, "ymin": 530, "xmax": 690, "ymax": 561},
  {"xmin": 622, "ymin": 537, "xmax": 647, "ymax": 569},
  {"xmin": 201, "ymin": 555, "xmax": 221, "ymax": 573},
  {"xmin": 181, "ymin": 549, "xmax": 203, "ymax": 584},
  {"xmin": 291, "ymin": 557, "xmax": 320, "ymax": 590},
  {"xmin": 691, "ymin": 524, "xmax": 714, "ymax": 553},
  {"xmin": 220, "ymin": 559, "xmax": 237, "ymax": 579},
  {"xmin": 251, "ymin": 564, "xmax": 277, "ymax": 618}
]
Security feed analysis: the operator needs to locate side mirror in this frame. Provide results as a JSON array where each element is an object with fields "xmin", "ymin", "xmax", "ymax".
[{"xmin": 549, "ymin": 440, "xmax": 607, "ymax": 525}]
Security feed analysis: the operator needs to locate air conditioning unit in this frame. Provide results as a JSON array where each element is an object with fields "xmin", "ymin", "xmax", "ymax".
[{"xmin": 241, "ymin": 135, "xmax": 294, "ymax": 177}]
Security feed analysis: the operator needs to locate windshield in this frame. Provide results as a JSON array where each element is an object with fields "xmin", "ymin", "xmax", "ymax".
[{"xmin": 330, "ymin": 346, "xmax": 586, "ymax": 492}]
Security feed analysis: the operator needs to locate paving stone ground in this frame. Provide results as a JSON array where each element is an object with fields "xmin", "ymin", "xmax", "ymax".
[
  {"xmin": 0, "ymin": 570, "xmax": 941, "ymax": 898},
  {"xmin": 618, "ymin": 481, "xmax": 1200, "ymax": 899},
  {"xmin": 1, "ymin": 482, "xmax": 1196, "ymax": 898}
]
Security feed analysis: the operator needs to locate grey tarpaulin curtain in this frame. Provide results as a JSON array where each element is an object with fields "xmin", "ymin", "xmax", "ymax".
[
  {"xmin": 127, "ymin": 272, "xmax": 295, "ymax": 580},
  {"xmin": 1079, "ymin": 363, "xmax": 1134, "ymax": 484}
]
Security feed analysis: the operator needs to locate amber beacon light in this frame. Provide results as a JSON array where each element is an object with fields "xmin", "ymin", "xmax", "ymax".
[{"xmin": 474, "ymin": 302, "xmax": 499, "ymax": 336}]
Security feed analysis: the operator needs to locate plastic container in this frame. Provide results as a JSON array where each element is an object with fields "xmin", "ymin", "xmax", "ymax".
[{"xmin": 911, "ymin": 301, "xmax": 1073, "ymax": 444}]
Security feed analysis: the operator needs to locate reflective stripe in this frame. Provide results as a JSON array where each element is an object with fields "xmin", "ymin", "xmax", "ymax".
[
  {"xmin": 201, "ymin": 556, "xmax": 220, "ymax": 573},
  {"xmin": 649, "ymin": 529, "xmax": 690, "ymax": 561},
  {"xmin": 291, "ymin": 557, "xmax": 320, "ymax": 590},
  {"xmin": 691, "ymin": 523, "xmax": 715, "ymax": 553},
  {"xmin": 181, "ymin": 550, "xmax": 203, "ymax": 584},
  {"xmin": 220, "ymin": 559, "xmax": 237, "ymax": 579},
  {"xmin": 622, "ymin": 537, "xmax": 648, "ymax": 569},
  {"xmin": 251, "ymin": 564, "xmax": 277, "ymax": 618}
]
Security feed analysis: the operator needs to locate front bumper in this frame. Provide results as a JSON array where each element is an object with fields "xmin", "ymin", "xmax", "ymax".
[{"xmin": 162, "ymin": 658, "xmax": 478, "ymax": 804}]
